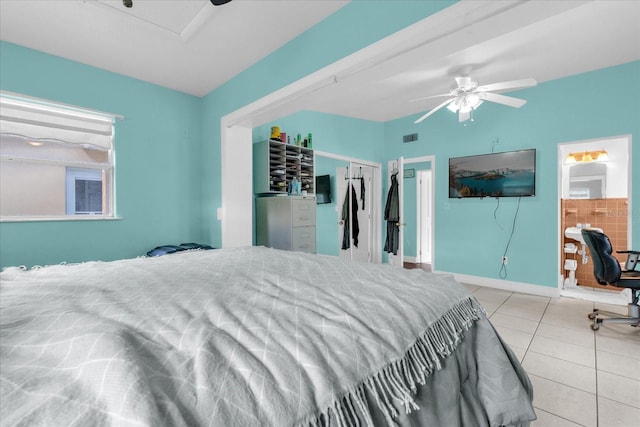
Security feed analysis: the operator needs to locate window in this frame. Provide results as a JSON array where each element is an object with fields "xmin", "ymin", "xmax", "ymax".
[
  {"xmin": 66, "ymin": 168, "xmax": 103, "ymax": 215},
  {"xmin": 0, "ymin": 92, "xmax": 117, "ymax": 221}
]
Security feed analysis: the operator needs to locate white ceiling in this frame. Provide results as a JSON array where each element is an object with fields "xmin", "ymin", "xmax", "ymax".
[
  {"xmin": 0, "ymin": 0, "xmax": 348, "ymax": 97},
  {"xmin": 298, "ymin": 0, "xmax": 640, "ymax": 122},
  {"xmin": 1, "ymin": 1, "xmax": 639, "ymax": 124}
]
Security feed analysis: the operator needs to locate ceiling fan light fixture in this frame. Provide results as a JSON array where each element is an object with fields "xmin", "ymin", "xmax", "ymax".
[
  {"xmin": 413, "ymin": 76, "xmax": 536, "ymax": 125},
  {"xmin": 466, "ymin": 93, "xmax": 481, "ymax": 108},
  {"xmin": 447, "ymin": 93, "xmax": 482, "ymax": 115}
]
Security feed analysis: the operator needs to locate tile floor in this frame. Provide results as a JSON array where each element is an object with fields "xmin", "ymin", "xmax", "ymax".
[{"xmin": 463, "ymin": 284, "xmax": 639, "ymax": 427}]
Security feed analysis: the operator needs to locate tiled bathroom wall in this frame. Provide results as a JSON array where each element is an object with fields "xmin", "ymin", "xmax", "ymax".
[{"xmin": 560, "ymin": 198, "xmax": 628, "ymax": 289}]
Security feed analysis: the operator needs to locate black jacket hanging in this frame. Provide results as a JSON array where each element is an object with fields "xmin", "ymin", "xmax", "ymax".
[
  {"xmin": 384, "ymin": 173, "xmax": 399, "ymax": 255},
  {"xmin": 341, "ymin": 184, "xmax": 359, "ymax": 250}
]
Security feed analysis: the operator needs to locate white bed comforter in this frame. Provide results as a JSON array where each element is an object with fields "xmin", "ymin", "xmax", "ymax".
[{"xmin": 0, "ymin": 246, "xmax": 530, "ymax": 427}]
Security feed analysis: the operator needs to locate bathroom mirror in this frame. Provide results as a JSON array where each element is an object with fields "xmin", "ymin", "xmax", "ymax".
[{"xmin": 568, "ymin": 163, "xmax": 606, "ymax": 199}]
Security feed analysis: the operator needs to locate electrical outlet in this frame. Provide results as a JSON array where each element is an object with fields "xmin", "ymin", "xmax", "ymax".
[{"xmin": 501, "ymin": 256, "xmax": 508, "ymax": 265}]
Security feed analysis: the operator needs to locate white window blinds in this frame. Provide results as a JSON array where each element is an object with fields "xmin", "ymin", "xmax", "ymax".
[
  {"xmin": 0, "ymin": 92, "xmax": 115, "ymax": 151},
  {"xmin": 0, "ymin": 92, "xmax": 119, "ymax": 220}
]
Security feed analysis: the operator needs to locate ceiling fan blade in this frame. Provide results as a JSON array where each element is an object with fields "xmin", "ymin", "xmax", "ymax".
[
  {"xmin": 414, "ymin": 98, "xmax": 454, "ymax": 124},
  {"xmin": 476, "ymin": 78, "xmax": 537, "ymax": 93},
  {"xmin": 458, "ymin": 110, "xmax": 470, "ymax": 123},
  {"xmin": 410, "ymin": 93, "xmax": 451, "ymax": 102},
  {"xmin": 479, "ymin": 92, "xmax": 527, "ymax": 108}
]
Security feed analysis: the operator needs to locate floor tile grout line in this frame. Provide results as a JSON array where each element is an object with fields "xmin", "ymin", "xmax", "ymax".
[
  {"xmin": 593, "ymin": 395, "xmax": 640, "ymax": 411},
  {"xmin": 532, "ymin": 406, "xmax": 589, "ymax": 427},
  {"xmin": 477, "ymin": 289, "xmax": 640, "ymax": 425},
  {"xmin": 493, "ymin": 311, "xmax": 548, "ymax": 324},
  {"xmin": 592, "ymin": 369, "xmax": 640, "ymax": 408},
  {"xmin": 525, "ymin": 348, "xmax": 596, "ymax": 370},
  {"xmin": 522, "ymin": 296, "xmax": 551, "ymax": 357},
  {"xmin": 594, "ymin": 359, "xmax": 640, "ymax": 380},
  {"xmin": 527, "ymin": 372, "xmax": 597, "ymax": 398}
]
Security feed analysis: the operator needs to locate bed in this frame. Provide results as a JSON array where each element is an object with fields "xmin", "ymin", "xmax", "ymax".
[{"xmin": 0, "ymin": 246, "xmax": 535, "ymax": 426}]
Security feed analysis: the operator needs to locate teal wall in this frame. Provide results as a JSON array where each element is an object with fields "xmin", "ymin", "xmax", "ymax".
[
  {"xmin": 1, "ymin": 1, "xmax": 453, "ymax": 267},
  {"xmin": 384, "ymin": 61, "xmax": 640, "ymax": 287},
  {"xmin": 0, "ymin": 42, "xmax": 203, "ymax": 268},
  {"xmin": 2, "ymin": 0, "xmax": 637, "ymax": 296},
  {"xmin": 314, "ymin": 156, "xmax": 346, "ymax": 257}
]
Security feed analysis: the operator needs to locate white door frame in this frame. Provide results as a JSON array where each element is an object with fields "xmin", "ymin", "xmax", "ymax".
[
  {"xmin": 556, "ymin": 135, "xmax": 632, "ymax": 295},
  {"xmin": 404, "ymin": 155, "xmax": 436, "ymax": 270},
  {"xmin": 219, "ymin": 124, "xmax": 253, "ymax": 247},
  {"xmin": 417, "ymin": 169, "xmax": 433, "ymax": 264},
  {"xmin": 317, "ymin": 150, "xmax": 382, "ymax": 263}
]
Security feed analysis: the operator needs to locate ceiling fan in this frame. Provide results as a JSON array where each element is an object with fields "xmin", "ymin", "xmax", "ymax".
[
  {"xmin": 413, "ymin": 76, "xmax": 537, "ymax": 124},
  {"xmin": 122, "ymin": 0, "xmax": 232, "ymax": 7}
]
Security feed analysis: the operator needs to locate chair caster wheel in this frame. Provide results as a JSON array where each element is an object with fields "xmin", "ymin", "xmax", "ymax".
[
  {"xmin": 588, "ymin": 312, "xmax": 597, "ymax": 320},
  {"xmin": 590, "ymin": 323, "xmax": 600, "ymax": 331}
]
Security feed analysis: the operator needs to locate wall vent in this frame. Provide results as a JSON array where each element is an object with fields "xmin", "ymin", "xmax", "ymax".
[{"xmin": 403, "ymin": 133, "xmax": 418, "ymax": 143}]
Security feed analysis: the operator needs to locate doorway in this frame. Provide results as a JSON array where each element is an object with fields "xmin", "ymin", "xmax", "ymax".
[
  {"xmin": 314, "ymin": 152, "xmax": 382, "ymax": 263},
  {"xmin": 337, "ymin": 164, "xmax": 374, "ymax": 262},
  {"xmin": 558, "ymin": 135, "xmax": 631, "ymax": 301},
  {"xmin": 401, "ymin": 156, "xmax": 435, "ymax": 271}
]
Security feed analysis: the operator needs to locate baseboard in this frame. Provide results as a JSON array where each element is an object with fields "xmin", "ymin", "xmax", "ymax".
[
  {"xmin": 403, "ymin": 256, "xmax": 418, "ymax": 264},
  {"xmin": 433, "ymin": 270, "xmax": 560, "ymax": 299}
]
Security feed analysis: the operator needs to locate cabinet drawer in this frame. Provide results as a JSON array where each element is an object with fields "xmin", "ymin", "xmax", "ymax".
[
  {"xmin": 292, "ymin": 226, "xmax": 316, "ymax": 253},
  {"xmin": 291, "ymin": 199, "xmax": 316, "ymax": 226}
]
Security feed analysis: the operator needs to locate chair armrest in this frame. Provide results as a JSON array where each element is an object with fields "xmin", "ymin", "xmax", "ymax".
[{"xmin": 617, "ymin": 250, "xmax": 640, "ymax": 272}]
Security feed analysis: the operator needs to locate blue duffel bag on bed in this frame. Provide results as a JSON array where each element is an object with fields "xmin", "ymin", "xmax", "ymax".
[{"xmin": 147, "ymin": 243, "xmax": 213, "ymax": 257}]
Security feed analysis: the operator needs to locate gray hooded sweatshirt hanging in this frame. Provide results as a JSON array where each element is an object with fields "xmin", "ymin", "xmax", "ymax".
[{"xmin": 384, "ymin": 172, "xmax": 399, "ymax": 255}]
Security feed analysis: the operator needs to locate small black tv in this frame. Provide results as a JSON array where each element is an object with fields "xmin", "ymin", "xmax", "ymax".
[
  {"xmin": 449, "ymin": 149, "xmax": 536, "ymax": 198},
  {"xmin": 315, "ymin": 174, "xmax": 332, "ymax": 204}
]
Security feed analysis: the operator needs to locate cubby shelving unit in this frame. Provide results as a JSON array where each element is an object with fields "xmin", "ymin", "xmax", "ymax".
[{"xmin": 253, "ymin": 140, "xmax": 314, "ymax": 195}]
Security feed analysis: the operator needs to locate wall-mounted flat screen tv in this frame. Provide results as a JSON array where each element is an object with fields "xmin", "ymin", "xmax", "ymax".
[
  {"xmin": 315, "ymin": 174, "xmax": 332, "ymax": 204},
  {"xmin": 449, "ymin": 149, "xmax": 536, "ymax": 198}
]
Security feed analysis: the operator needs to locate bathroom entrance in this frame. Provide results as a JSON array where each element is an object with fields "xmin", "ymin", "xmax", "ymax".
[{"xmin": 559, "ymin": 136, "xmax": 631, "ymax": 292}]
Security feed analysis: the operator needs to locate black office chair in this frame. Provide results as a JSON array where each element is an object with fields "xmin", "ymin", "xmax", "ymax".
[{"xmin": 581, "ymin": 229, "xmax": 640, "ymax": 330}]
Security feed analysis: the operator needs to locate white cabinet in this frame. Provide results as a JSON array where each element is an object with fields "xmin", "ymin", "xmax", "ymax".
[
  {"xmin": 253, "ymin": 140, "xmax": 314, "ymax": 195},
  {"xmin": 255, "ymin": 196, "xmax": 316, "ymax": 253}
]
